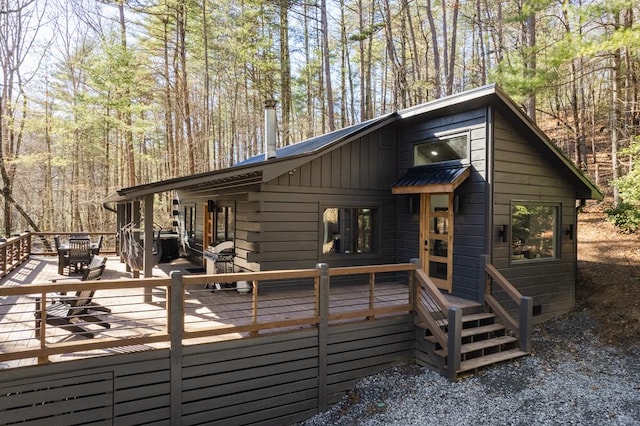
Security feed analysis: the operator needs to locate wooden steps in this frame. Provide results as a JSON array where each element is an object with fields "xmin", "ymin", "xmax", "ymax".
[
  {"xmin": 458, "ymin": 349, "xmax": 529, "ymax": 373},
  {"xmin": 417, "ymin": 309, "xmax": 530, "ymax": 379},
  {"xmin": 435, "ymin": 335, "xmax": 518, "ymax": 357}
]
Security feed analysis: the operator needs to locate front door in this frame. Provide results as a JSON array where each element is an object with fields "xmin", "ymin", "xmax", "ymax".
[{"xmin": 419, "ymin": 193, "xmax": 454, "ymax": 292}]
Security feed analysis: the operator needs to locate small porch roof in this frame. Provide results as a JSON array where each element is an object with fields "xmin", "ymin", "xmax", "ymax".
[{"xmin": 392, "ymin": 164, "xmax": 471, "ymax": 194}]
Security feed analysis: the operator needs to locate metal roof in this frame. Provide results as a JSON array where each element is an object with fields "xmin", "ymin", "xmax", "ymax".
[
  {"xmin": 392, "ymin": 163, "xmax": 471, "ymax": 194},
  {"xmin": 234, "ymin": 113, "xmax": 396, "ymax": 167},
  {"xmin": 111, "ymin": 84, "xmax": 602, "ymax": 201}
]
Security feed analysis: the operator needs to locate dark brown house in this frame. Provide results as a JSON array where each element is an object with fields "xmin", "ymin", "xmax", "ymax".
[{"xmin": 112, "ymin": 84, "xmax": 601, "ymax": 322}]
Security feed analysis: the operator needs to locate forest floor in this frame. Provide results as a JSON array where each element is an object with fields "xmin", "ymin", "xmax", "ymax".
[{"xmin": 576, "ymin": 201, "xmax": 640, "ymax": 351}]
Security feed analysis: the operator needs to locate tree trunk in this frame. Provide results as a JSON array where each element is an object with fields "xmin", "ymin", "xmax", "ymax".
[
  {"xmin": 425, "ymin": 0, "xmax": 443, "ymax": 98},
  {"xmin": 177, "ymin": 0, "xmax": 195, "ymax": 174},
  {"xmin": 523, "ymin": 11, "xmax": 537, "ymax": 122},
  {"xmin": 320, "ymin": 0, "xmax": 335, "ymax": 131},
  {"xmin": 118, "ymin": 2, "xmax": 136, "ymax": 186}
]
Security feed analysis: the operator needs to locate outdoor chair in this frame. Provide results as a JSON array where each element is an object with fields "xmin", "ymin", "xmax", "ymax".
[
  {"xmin": 52, "ymin": 255, "xmax": 107, "ymax": 294},
  {"xmin": 35, "ymin": 264, "xmax": 110, "ymax": 339},
  {"xmin": 67, "ymin": 237, "xmax": 93, "ymax": 273},
  {"xmin": 54, "ymin": 235, "xmax": 71, "ymax": 275},
  {"xmin": 96, "ymin": 235, "xmax": 104, "ymax": 254}
]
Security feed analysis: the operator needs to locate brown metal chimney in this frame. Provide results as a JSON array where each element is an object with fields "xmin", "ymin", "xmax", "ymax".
[{"xmin": 264, "ymin": 100, "xmax": 277, "ymax": 160}]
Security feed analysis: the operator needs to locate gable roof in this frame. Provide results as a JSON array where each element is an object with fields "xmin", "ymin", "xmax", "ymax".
[
  {"xmin": 112, "ymin": 84, "xmax": 601, "ymax": 201},
  {"xmin": 235, "ymin": 113, "xmax": 396, "ymax": 167}
]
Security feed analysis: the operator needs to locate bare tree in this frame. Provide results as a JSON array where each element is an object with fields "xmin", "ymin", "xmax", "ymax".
[{"xmin": 0, "ymin": 0, "xmax": 47, "ymax": 235}]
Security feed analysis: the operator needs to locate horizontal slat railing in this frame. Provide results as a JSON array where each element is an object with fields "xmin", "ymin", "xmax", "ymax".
[
  {"xmin": 0, "ymin": 263, "xmax": 418, "ymax": 367},
  {"xmin": 482, "ymin": 256, "xmax": 533, "ymax": 353}
]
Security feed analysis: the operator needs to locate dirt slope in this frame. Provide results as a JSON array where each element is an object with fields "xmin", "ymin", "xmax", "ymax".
[{"xmin": 576, "ymin": 202, "xmax": 640, "ymax": 350}]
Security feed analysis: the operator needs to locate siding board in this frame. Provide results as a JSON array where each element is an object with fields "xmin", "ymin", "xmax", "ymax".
[{"xmin": 492, "ymin": 109, "xmax": 577, "ymax": 318}]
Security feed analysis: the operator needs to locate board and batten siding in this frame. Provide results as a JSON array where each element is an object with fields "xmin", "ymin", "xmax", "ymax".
[
  {"xmin": 395, "ymin": 108, "xmax": 489, "ymax": 301},
  {"xmin": 491, "ymin": 110, "xmax": 577, "ymax": 321},
  {"xmin": 238, "ymin": 129, "xmax": 398, "ymax": 272}
]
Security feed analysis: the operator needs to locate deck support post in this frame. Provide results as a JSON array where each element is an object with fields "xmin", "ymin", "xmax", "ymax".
[
  {"xmin": 446, "ymin": 306, "xmax": 462, "ymax": 381},
  {"xmin": 132, "ymin": 201, "xmax": 140, "ymax": 279},
  {"xmin": 170, "ymin": 271, "xmax": 184, "ymax": 423},
  {"xmin": 519, "ymin": 296, "xmax": 533, "ymax": 353},
  {"xmin": 143, "ymin": 194, "xmax": 154, "ymax": 302},
  {"xmin": 316, "ymin": 263, "xmax": 329, "ymax": 412}
]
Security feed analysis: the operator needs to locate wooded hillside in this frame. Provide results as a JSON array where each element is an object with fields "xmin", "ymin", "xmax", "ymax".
[{"xmin": 0, "ymin": 0, "xmax": 638, "ymax": 234}]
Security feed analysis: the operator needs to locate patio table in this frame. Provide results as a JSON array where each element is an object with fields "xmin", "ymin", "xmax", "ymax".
[{"xmin": 57, "ymin": 241, "xmax": 100, "ymax": 275}]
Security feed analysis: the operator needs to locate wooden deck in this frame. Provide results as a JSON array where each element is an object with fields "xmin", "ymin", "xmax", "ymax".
[{"xmin": 0, "ymin": 255, "xmax": 469, "ymax": 369}]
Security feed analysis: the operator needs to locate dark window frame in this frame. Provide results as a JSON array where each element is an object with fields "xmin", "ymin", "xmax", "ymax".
[
  {"xmin": 214, "ymin": 204, "xmax": 235, "ymax": 244},
  {"xmin": 510, "ymin": 201, "xmax": 561, "ymax": 264},
  {"xmin": 413, "ymin": 131, "xmax": 471, "ymax": 166},
  {"xmin": 320, "ymin": 205, "xmax": 380, "ymax": 258}
]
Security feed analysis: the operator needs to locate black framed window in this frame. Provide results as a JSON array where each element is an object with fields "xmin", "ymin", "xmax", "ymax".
[
  {"xmin": 511, "ymin": 202, "xmax": 559, "ymax": 262},
  {"xmin": 215, "ymin": 206, "xmax": 234, "ymax": 243},
  {"xmin": 322, "ymin": 207, "xmax": 378, "ymax": 255},
  {"xmin": 414, "ymin": 133, "xmax": 469, "ymax": 165}
]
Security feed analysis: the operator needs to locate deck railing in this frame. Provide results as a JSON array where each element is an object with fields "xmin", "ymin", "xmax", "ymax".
[
  {"xmin": 0, "ymin": 233, "xmax": 31, "ymax": 278},
  {"xmin": 0, "ymin": 231, "xmax": 117, "ymax": 277},
  {"xmin": 481, "ymin": 254, "xmax": 533, "ymax": 353},
  {"xmin": 412, "ymin": 262, "xmax": 451, "ymax": 351},
  {"xmin": 0, "ymin": 263, "xmax": 416, "ymax": 367}
]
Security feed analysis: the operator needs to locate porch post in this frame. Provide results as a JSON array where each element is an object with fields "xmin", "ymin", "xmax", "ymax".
[
  {"xmin": 132, "ymin": 201, "xmax": 140, "ymax": 279},
  {"xmin": 170, "ymin": 271, "xmax": 184, "ymax": 423},
  {"xmin": 316, "ymin": 263, "xmax": 329, "ymax": 412},
  {"xmin": 519, "ymin": 296, "xmax": 533, "ymax": 353},
  {"xmin": 446, "ymin": 306, "xmax": 462, "ymax": 381},
  {"xmin": 143, "ymin": 195, "xmax": 154, "ymax": 302}
]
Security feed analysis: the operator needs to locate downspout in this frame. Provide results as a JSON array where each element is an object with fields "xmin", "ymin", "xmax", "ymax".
[{"xmin": 103, "ymin": 202, "xmax": 117, "ymax": 214}]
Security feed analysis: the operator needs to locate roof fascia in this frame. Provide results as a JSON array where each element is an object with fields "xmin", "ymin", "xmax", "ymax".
[{"xmin": 117, "ymin": 165, "xmax": 262, "ymax": 200}]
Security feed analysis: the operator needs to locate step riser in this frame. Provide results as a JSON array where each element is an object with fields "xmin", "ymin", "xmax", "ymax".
[{"xmin": 417, "ymin": 308, "xmax": 530, "ymax": 379}]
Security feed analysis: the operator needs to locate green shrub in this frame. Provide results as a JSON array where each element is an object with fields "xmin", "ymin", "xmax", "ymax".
[{"xmin": 605, "ymin": 202, "xmax": 640, "ymax": 233}]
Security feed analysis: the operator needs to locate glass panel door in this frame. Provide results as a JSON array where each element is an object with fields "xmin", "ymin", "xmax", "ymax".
[{"xmin": 420, "ymin": 193, "xmax": 453, "ymax": 292}]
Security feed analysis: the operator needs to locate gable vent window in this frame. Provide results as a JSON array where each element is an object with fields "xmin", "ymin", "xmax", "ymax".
[
  {"xmin": 414, "ymin": 134, "xmax": 469, "ymax": 166},
  {"xmin": 322, "ymin": 207, "xmax": 378, "ymax": 255}
]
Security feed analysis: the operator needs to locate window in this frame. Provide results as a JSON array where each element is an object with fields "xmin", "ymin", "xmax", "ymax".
[
  {"xmin": 414, "ymin": 134, "xmax": 469, "ymax": 166},
  {"xmin": 215, "ymin": 206, "xmax": 234, "ymax": 243},
  {"xmin": 322, "ymin": 207, "xmax": 378, "ymax": 255},
  {"xmin": 511, "ymin": 203, "xmax": 559, "ymax": 262},
  {"xmin": 185, "ymin": 205, "xmax": 195, "ymax": 239}
]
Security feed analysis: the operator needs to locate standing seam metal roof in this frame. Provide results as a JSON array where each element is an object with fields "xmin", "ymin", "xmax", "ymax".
[{"xmin": 393, "ymin": 163, "xmax": 470, "ymax": 187}]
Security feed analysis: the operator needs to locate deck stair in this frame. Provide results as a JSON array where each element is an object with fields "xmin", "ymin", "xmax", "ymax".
[{"xmin": 416, "ymin": 302, "xmax": 529, "ymax": 379}]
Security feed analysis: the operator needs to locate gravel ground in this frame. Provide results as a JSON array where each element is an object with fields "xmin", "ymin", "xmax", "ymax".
[{"xmin": 299, "ymin": 312, "xmax": 640, "ymax": 425}]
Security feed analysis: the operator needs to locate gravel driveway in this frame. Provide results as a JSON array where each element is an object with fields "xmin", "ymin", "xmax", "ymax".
[{"xmin": 299, "ymin": 311, "xmax": 640, "ymax": 425}]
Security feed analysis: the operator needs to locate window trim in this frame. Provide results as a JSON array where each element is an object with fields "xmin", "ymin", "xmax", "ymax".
[
  {"xmin": 413, "ymin": 131, "xmax": 471, "ymax": 167},
  {"xmin": 213, "ymin": 203, "xmax": 235, "ymax": 245},
  {"xmin": 319, "ymin": 204, "xmax": 381, "ymax": 259},
  {"xmin": 509, "ymin": 200, "xmax": 561, "ymax": 265}
]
